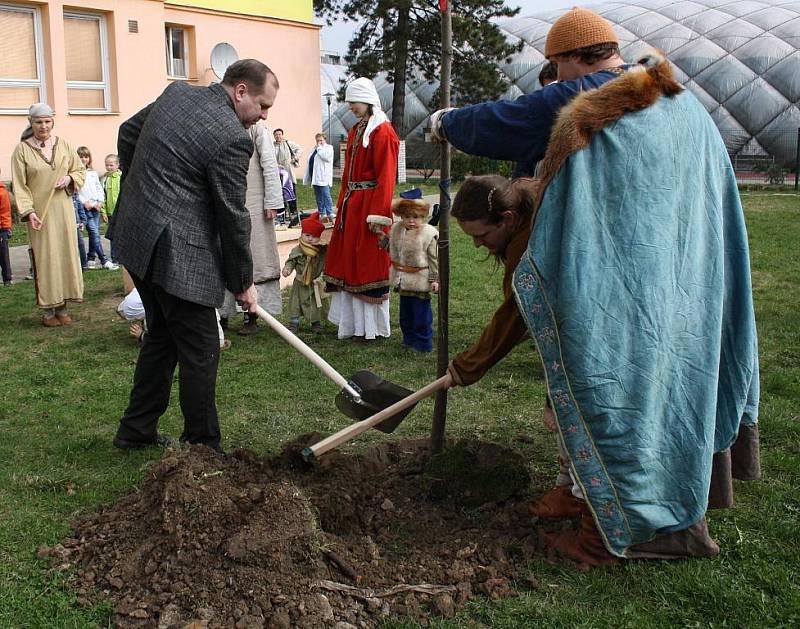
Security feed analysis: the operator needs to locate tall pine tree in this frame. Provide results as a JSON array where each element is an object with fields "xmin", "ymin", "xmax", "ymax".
[{"xmin": 315, "ymin": 0, "xmax": 521, "ymax": 138}]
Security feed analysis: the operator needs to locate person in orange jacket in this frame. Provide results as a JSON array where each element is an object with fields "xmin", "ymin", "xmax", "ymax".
[{"xmin": 0, "ymin": 169, "xmax": 13, "ymax": 286}]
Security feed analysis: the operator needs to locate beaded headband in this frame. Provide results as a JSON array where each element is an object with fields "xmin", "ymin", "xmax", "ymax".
[{"xmin": 487, "ymin": 187, "xmax": 496, "ymax": 213}]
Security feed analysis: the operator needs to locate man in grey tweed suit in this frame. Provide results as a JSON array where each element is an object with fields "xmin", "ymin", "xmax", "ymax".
[{"xmin": 109, "ymin": 60, "xmax": 279, "ymax": 452}]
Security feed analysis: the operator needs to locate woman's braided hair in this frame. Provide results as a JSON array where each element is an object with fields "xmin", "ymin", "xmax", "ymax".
[{"xmin": 451, "ymin": 174, "xmax": 533, "ymax": 225}]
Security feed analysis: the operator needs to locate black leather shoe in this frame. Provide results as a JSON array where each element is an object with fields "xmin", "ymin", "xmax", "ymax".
[
  {"xmin": 113, "ymin": 434, "xmax": 178, "ymax": 450},
  {"xmin": 177, "ymin": 436, "xmax": 224, "ymax": 454},
  {"xmin": 237, "ymin": 320, "xmax": 260, "ymax": 336}
]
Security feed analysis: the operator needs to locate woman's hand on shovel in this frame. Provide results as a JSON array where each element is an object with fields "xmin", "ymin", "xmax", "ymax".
[
  {"xmin": 442, "ymin": 367, "xmax": 458, "ymax": 390},
  {"xmin": 235, "ymin": 284, "xmax": 258, "ymax": 313},
  {"xmin": 442, "ymin": 361, "xmax": 463, "ymax": 390}
]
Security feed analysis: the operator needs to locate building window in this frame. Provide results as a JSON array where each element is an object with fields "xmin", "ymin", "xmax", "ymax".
[
  {"xmin": 0, "ymin": 4, "xmax": 46, "ymax": 112},
  {"xmin": 166, "ymin": 27, "xmax": 188, "ymax": 78},
  {"xmin": 64, "ymin": 12, "xmax": 110, "ymax": 111}
]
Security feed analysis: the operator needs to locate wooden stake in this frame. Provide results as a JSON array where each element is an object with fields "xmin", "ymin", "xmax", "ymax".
[{"xmin": 430, "ymin": 2, "xmax": 453, "ymax": 454}]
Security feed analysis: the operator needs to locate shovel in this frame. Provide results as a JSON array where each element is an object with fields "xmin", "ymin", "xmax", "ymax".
[
  {"xmin": 254, "ymin": 306, "xmax": 418, "ymax": 431},
  {"xmin": 302, "ymin": 375, "xmax": 450, "ymax": 463}
]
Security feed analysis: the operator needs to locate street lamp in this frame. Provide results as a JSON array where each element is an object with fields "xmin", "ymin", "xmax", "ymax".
[{"xmin": 323, "ymin": 92, "xmax": 334, "ymax": 142}]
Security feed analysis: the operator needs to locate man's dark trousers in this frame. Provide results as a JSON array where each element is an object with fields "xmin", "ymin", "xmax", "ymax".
[{"xmin": 115, "ymin": 272, "xmax": 221, "ymax": 449}]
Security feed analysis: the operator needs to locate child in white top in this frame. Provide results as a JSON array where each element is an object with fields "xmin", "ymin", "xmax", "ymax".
[{"xmin": 77, "ymin": 146, "xmax": 117, "ymax": 270}]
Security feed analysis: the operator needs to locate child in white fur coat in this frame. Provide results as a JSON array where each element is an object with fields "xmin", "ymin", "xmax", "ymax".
[{"xmin": 388, "ymin": 198, "xmax": 439, "ymax": 352}]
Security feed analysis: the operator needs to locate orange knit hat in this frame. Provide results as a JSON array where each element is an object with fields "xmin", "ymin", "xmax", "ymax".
[{"xmin": 544, "ymin": 7, "xmax": 619, "ymax": 58}]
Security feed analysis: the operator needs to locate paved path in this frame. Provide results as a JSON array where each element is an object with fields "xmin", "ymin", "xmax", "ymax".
[
  {"xmin": 8, "ymin": 236, "xmax": 115, "ymax": 282},
  {"xmin": 9, "ymin": 240, "xmax": 32, "ymax": 280},
  {"xmin": 9, "ymin": 232, "xmax": 306, "ymax": 289}
]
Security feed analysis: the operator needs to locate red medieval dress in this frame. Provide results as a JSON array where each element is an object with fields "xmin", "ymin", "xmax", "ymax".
[{"xmin": 324, "ymin": 118, "xmax": 399, "ymax": 339}]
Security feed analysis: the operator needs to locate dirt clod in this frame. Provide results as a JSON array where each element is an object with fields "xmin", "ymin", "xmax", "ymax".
[{"xmin": 47, "ymin": 439, "xmax": 546, "ymax": 627}]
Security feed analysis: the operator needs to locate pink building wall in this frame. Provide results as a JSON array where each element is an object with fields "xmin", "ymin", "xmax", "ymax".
[{"xmin": 0, "ymin": 0, "xmax": 320, "ymax": 180}]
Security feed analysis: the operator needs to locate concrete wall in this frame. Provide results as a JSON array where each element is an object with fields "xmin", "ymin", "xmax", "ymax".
[
  {"xmin": 173, "ymin": 0, "xmax": 313, "ymax": 22},
  {"xmin": 0, "ymin": 0, "xmax": 319, "ymax": 178}
]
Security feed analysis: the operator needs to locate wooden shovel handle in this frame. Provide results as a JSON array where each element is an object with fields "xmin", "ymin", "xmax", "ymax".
[
  {"xmin": 306, "ymin": 375, "xmax": 450, "ymax": 460},
  {"xmin": 254, "ymin": 305, "xmax": 360, "ymax": 400}
]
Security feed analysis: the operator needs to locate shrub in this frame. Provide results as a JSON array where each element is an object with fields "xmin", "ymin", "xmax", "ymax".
[{"xmin": 451, "ymin": 152, "xmax": 512, "ymax": 181}]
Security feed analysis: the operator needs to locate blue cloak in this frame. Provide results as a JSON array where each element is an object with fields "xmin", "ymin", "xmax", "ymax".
[{"xmin": 512, "ymin": 69, "xmax": 759, "ymax": 557}]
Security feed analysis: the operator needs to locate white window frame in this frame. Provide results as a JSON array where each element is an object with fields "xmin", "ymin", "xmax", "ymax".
[
  {"xmin": 0, "ymin": 3, "xmax": 46, "ymax": 114},
  {"xmin": 165, "ymin": 26, "xmax": 189, "ymax": 79},
  {"xmin": 64, "ymin": 11, "xmax": 111, "ymax": 113}
]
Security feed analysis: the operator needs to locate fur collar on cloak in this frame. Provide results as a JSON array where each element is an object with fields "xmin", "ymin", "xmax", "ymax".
[{"xmin": 530, "ymin": 51, "xmax": 683, "ymax": 222}]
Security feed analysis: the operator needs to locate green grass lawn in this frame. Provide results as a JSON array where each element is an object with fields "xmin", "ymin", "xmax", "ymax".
[
  {"xmin": 0, "ymin": 192, "xmax": 798, "ymax": 627},
  {"xmin": 294, "ymin": 177, "xmax": 449, "ymax": 212}
]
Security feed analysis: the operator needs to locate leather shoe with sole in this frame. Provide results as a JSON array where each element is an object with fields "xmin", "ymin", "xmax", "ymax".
[
  {"xmin": 113, "ymin": 434, "xmax": 178, "ymax": 450},
  {"xmin": 237, "ymin": 320, "xmax": 260, "ymax": 336}
]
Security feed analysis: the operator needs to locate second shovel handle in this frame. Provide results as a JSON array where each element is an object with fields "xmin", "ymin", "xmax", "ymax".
[
  {"xmin": 307, "ymin": 375, "xmax": 450, "ymax": 460},
  {"xmin": 254, "ymin": 306, "xmax": 360, "ymax": 400}
]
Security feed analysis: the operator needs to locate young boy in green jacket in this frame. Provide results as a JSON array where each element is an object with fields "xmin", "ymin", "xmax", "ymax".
[{"xmin": 101, "ymin": 154, "xmax": 121, "ymax": 263}]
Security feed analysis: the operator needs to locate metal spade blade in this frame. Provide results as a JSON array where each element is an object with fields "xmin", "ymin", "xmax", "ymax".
[{"xmin": 334, "ymin": 369, "xmax": 417, "ymax": 433}]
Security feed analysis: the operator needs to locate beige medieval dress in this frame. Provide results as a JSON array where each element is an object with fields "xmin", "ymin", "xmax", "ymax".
[
  {"xmin": 219, "ymin": 121, "xmax": 284, "ymax": 318},
  {"xmin": 11, "ymin": 138, "xmax": 85, "ymax": 309}
]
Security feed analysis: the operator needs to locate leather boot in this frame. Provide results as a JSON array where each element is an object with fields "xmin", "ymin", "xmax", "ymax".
[
  {"xmin": 543, "ymin": 502, "xmax": 619, "ymax": 567},
  {"xmin": 237, "ymin": 314, "xmax": 260, "ymax": 336},
  {"xmin": 529, "ymin": 484, "xmax": 583, "ymax": 519}
]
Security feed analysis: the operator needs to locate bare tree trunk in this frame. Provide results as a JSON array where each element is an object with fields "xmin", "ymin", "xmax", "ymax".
[{"xmin": 390, "ymin": 3, "xmax": 410, "ymax": 138}]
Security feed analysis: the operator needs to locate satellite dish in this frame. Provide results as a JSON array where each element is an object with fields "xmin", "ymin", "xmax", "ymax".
[{"xmin": 210, "ymin": 43, "xmax": 239, "ymax": 79}]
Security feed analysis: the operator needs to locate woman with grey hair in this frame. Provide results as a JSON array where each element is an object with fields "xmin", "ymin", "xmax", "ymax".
[{"xmin": 11, "ymin": 103, "xmax": 86, "ymax": 326}]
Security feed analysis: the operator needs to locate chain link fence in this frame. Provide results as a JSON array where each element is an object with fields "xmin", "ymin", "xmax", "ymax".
[
  {"xmin": 719, "ymin": 127, "xmax": 799, "ymax": 189},
  {"xmin": 402, "ymin": 127, "xmax": 800, "ymax": 190}
]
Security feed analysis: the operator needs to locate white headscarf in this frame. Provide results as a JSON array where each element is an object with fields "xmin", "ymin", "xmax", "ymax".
[
  {"xmin": 22, "ymin": 102, "xmax": 55, "ymax": 141},
  {"xmin": 345, "ymin": 77, "xmax": 389, "ymax": 148},
  {"xmin": 28, "ymin": 102, "xmax": 55, "ymax": 119}
]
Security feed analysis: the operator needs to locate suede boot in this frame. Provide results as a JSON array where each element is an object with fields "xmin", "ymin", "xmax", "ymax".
[
  {"xmin": 529, "ymin": 484, "xmax": 583, "ymax": 519},
  {"xmin": 543, "ymin": 502, "xmax": 619, "ymax": 567}
]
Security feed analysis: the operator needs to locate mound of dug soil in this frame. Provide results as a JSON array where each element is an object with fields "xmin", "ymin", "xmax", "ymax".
[{"xmin": 42, "ymin": 437, "xmax": 551, "ymax": 628}]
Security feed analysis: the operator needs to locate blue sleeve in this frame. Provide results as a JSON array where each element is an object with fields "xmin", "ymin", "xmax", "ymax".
[{"xmin": 441, "ymin": 71, "xmax": 621, "ymax": 165}]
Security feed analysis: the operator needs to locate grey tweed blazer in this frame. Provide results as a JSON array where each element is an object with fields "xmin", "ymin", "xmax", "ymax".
[{"xmin": 108, "ymin": 81, "xmax": 253, "ymax": 307}]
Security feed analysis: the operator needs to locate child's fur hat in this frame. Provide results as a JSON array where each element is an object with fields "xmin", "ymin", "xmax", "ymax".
[
  {"xmin": 391, "ymin": 197, "xmax": 430, "ymax": 218},
  {"xmin": 301, "ymin": 211, "xmax": 325, "ymax": 238}
]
